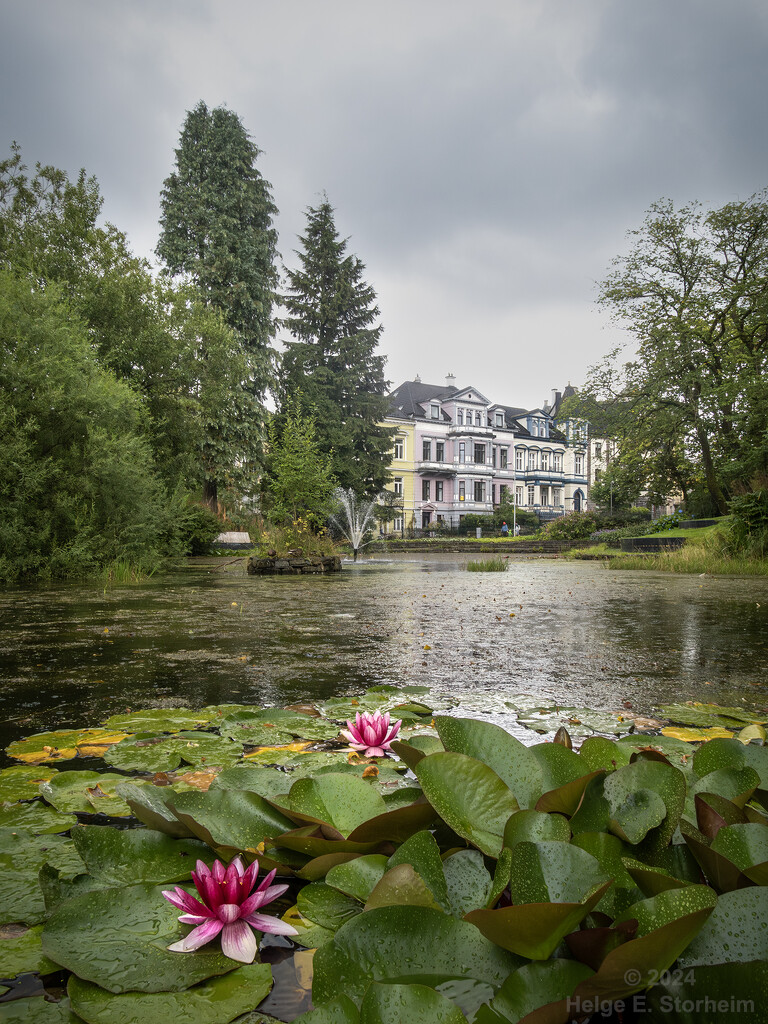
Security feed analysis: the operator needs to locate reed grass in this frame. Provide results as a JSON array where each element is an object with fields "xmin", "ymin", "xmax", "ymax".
[{"xmin": 466, "ymin": 556, "xmax": 509, "ymax": 572}]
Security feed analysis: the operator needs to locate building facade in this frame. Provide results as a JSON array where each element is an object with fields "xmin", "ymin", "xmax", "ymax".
[{"xmin": 383, "ymin": 378, "xmax": 589, "ymax": 532}]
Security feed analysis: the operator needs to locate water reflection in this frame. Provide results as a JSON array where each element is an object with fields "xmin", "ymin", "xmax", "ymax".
[{"xmin": 0, "ymin": 555, "xmax": 766, "ymax": 757}]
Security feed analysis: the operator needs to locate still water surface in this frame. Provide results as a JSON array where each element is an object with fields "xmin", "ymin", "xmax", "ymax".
[{"xmin": 1, "ymin": 554, "xmax": 766, "ymax": 756}]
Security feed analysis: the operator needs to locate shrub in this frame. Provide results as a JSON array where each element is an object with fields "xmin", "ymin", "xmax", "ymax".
[
  {"xmin": 176, "ymin": 501, "xmax": 223, "ymax": 555},
  {"xmin": 540, "ymin": 511, "xmax": 598, "ymax": 541},
  {"xmin": 648, "ymin": 510, "xmax": 687, "ymax": 533}
]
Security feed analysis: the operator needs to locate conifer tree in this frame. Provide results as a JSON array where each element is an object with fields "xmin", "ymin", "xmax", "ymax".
[
  {"xmin": 278, "ymin": 199, "xmax": 393, "ymax": 495},
  {"xmin": 156, "ymin": 102, "xmax": 279, "ymax": 505}
]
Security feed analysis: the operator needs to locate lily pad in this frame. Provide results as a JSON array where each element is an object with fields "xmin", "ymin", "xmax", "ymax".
[
  {"xmin": 288, "ymin": 774, "xmax": 387, "ymax": 837},
  {"xmin": 324, "ymin": 856, "xmax": 390, "ymax": 903},
  {"xmin": 0, "ymin": 997, "xmax": 80, "ymax": 1023},
  {"xmin": 642, "ymin": 962, "xmax": 768, "ymax": 1024},
  {"xmin": 103, "ymin": 708, "xmax": 215, "ymax": 732},
  {"xmin": 0, "ymin": 923, "xmax": 58, "ymax": 978},
  {"xmin": 312, "ymin": 905, "xmax": 520, "ymax": 1014},
  {"xmin": 42, "ymin": 882, "xmax": 238, "ymax": 993},
  {"xmin": 693, "ymin": 737, "xmax": 768, "ymax": 789},
  {"xmin": 387, "ymin": 830, "xmax": 449, "ymax": 910},
  {"xmin": 474, "ymin": 960, "xmax": 594, "ymax": 1024},
  {"xmin": 115, "ymin": 782, "xmax": 196, "ymax": 838},
  {"xmin": 70, "ymin": 825, "xmax": 214, "ymax": 885},
  {"xmin": 219, "ymin": 709, "xmax": 341, "ymax": 745},
  {"xmin": 660, "ymin": 702, "xmax": 767, "ymax": 729},
  {"xmin": 503, "ymin": 809, "xmax": 570, "ymax": 848},
  {"xmin": 710, "ymin": 823, "xmax": 768, "ymax": 879},
  {"xmin": 365, "ymin": 864, "xmax": 443, "ymax": 913},
  {"xmin": 415, "ymin": 752, "xmax": 518, "ymax": 858},
  {"xmin": 677, "ymin": 887, "xmax": 768, "ymax": 967},
  {"xmin": 0, "ymin": 828, "xmax": 84, "ymax": 926},
  {"xmin": 0, "ymin": 800, "xmax": 76, "ymax": 834},
  {"xmin": 0, "ymin": 765, "xmax": 58, "ymax": 802},
  {"xmin": 41, "ymin": 770, "xmax": 141, "ymax": 817},
  {"xmin": 661, "ymin": 726, "xmax": 734, "ymax": 742},
  {"xmin": 68, "ymin": 960, "xmax": 273, "ymax": 1024},
  {"xmin": 359, "ymin": 982, "xmax": 468, "ymax": 1023},
  {"xmin": 6, "ymin": 729, "xmax": 130, "ymax": 765},
  {"xmin": 168, "ymin": 788, "xmax": 296, "ymax": 851},
  {"xmin": 105, "ymin": 732, "xmax": 243, "ymax": 773},
  {"xmin": 298, "ymin": 883, "xmax": 363, "ymax": 931},
  {"xmin": 517, "ymin": 706, "xmax": 634, "ymax": 737},
  {"xmin": 442, "ymin": 850, "xmax": 492, "ymax": 917}
]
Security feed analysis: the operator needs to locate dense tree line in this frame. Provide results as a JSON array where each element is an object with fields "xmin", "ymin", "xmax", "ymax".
[{"xmin": 0, "ymin": 104, "xmax": 393, "ymax": 580}]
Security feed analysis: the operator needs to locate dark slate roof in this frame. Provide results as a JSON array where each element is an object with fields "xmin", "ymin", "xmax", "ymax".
[{"xmin": 388, "ymin": 380, "xmax": 458, "ymax": 419}]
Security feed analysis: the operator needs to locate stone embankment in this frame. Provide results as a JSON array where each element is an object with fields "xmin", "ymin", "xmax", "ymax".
[
  {"xmin": 367, "ymin": 540, "xmax": 568, "ymax": 554},
  {"xmin": 247, "ymin": 553, "xmax": 342, "ymax": 575}
]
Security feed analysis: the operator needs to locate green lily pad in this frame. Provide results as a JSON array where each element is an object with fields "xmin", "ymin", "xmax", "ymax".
[
  {"xmin": 642, "ymin": 962, "xmax": 768, "ymax": 1024},
  {"xmin": 70, "ymin": 825, "xmax": 214, "ymax": 885},
  {"xmin": 312, "ymin": 906, "xmax": 520, "ymax": 1014},
  {"xmin": 503, "ymin": 809, "xmax": 570, "ymax": 848},
  {"xmin": 359, "ymin": 982, "xmax": 468, "ymax": 1023},
  {"xmin": 210, "ymin": 765, "xmax": 294, "ymax": 802},
  {"xmin": 663, "ymin": 703, "xmax": 768, "ymax": 728},
  {"xmin": 435, "ymin": 716, "xmax": 542, "ymax": 809},
  {"xmin": 115, "ymin": 782, "xmax": 196, "ymax": 838},
  {"xmin": 414, "ymin": 752, "xmax": 518, "ymax": 858},
  {"xmin": 474, "ymin": 960, "xmax": 594, "ymax": 1024},
  {"xmin": 678, "ymin": 887, "xmax": 768, "ymax": 966},
  {"xmin": 219, "ymin": 708, "xmax": 340, "ymax": 745},
  {"xmin": 365, "ymin": 865, "xmax": 444, "ymax": 913},
  {"xmin": 0, "ymin": 997, "xmax": 80, "ymax": 1023},
  {"xmin": 288, "ymin": 774, "xmax": 387, "ymax": 837},
  {"xmin": 694, "ymin": 737, "xmax": 768, "ymax": 789},
  {"xmin": 603, "ymin": 759, "xmax": 687, "ymax": 857},
  {"xmin": 508, "ymin": 840, "xmax": 610, "ymax": 905},
  {"xmin": 105, "ymin": 732, "xmax": 243, "ymax": 773},
  {"xmin": 0, "ymin": 765, "xmax": 58, "ymax": 802},
  {"xmin": 325, "ymin": 855, "xmax": 390, "ymax": 902},
  {"xmin": 0, "ymin": 800, "xmax": 76, "ymax": 834},
  {"xmin": 710, "ymin": 823, "xmax": 768, "ymax": 877},
  {"xmin": 0, "ymin": 829, "xmax": 84, "ymax": 926},
  {"xmin": 442, "ymin": 850, "xmax": 492, "ymax": 917},
  {"xmin": 103, "ymin": 709, "xmax": 215, "ymax": 733},
  {"xmin": 40, "ymin": 770, "xmax": 141, "ymax": 816},
  {"xmin": 614, "ymin": 885, "xmax": 718, "ymax": 938},
  {"xmin": 622, "ymin": 857, "xmax": 691, "ymax": 898},
  {"xmin": 68, "ymin": 961, "xmax": 273, "ymax": 1024},
  {"xmin": 168, "ymin": 789, "xmax": 296, "ymax": 851},
  {"xmin": 577, "ymin": 737, "xmax": 633, "ymax": 773},
  {"xmin": 572, "ymin": 832, "xmax": 641, "ymax": 917},
  {"xmin": 387, "ymin": 831, "xmax": 449, "ymax": 910},
  {"xmin": 291, "ymin": 994, "xmax": 359, "ymax": 1022},
  {"xmin": 609, "ymin": 787, "xmax": 667, "ymax": 844},
  {"xmin": 38, "ymin": 862, "xmax": 112, "ymax": 916},
  {"xmin": 0, "ymin": 923, "xmax": 58, "ymax": 978},
  {"xmin": 42, "ymin": 882, "xmax": 238, "ymax": 993},
  {"xmin": 298, "ymin": 883, "xmax": 363, "ymax": 931},
  {"xmin": 517, "ymin": 706, "xmax": 634, "ymax": 737}
]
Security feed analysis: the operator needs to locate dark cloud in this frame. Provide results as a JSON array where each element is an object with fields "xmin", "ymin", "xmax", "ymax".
[{"xmin": 1, "ymin": 0, "xmax": 767, "ymax": 405}]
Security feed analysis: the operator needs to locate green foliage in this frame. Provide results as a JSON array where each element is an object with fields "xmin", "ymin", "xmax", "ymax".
[
  {"xmin": 592, "ymin": 192, "xmax": 768, "ymax": 514},
  {"xmin": 540, "ymin": 511, "xmax": 598, "ymax": 540},
  {"xmin": 175, "ymin": 501, "xmax": 222, "ymax": 556},
  {"xmin": 263, "ymin": 395, "xmax": 337, "ymax": 530},
  {"xmin": 3, "ymin": 691, "xmax": 767, "ymax": 1019},
  {"xmin": 648, "ymin": 510, "xmax": 687, "ymax": 533},
  {"xmin": 278, "ymin": 199, "xmax": 394, "ymax": 495}
]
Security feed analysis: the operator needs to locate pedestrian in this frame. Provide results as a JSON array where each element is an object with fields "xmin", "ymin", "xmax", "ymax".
[
  {"xmin": 514, "ymin": 524, "xmax": 520, "ymax": 536},
  {"xmin": 500, "ymin": 521, "xmax": 509, "ymax": 537}
]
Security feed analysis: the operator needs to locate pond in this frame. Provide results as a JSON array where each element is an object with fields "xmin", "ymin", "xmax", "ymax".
[{"xmin": 1, "ymin": 554, "xmax": 766, "ymax": 758}]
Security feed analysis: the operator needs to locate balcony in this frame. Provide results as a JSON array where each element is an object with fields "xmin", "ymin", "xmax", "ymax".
[
  {"xmin": 418, "ymin": 460, "xmax": 456, "ymax": 475},
  {"xmin": 447, "ymin": 423, "xmax": 495, "ymax": 438}
]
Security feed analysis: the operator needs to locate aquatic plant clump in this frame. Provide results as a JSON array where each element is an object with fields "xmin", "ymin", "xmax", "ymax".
[
  {"xmin": 466, "ymin": 556, "xmax": 509, "ymax": 572},
  {"xmin": 2, "ymin": 689, "xmax": 767, "ymax": 1022}
]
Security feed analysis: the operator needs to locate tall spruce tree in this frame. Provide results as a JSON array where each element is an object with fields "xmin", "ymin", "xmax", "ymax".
[
  {"xmin": 156, "ymin": 102, "xmax": 279, "ymax": 506},
  {"xmin": 278, "ymin": 199, "xmax": 393, "ymax": 495}
]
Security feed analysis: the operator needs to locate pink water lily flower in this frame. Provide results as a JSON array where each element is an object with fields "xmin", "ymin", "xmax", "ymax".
[
  {"xmin": 163, "ymin": 857, "xmax": 297, "ymax": 963},
  {"xmin": 341, "ymin": 709, "xmax": 401, "ymax": 757}
]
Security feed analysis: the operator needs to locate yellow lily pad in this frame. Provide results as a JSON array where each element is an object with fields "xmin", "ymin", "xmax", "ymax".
[
  {"xmin": 661, "ymin": 726, "xmax": 734, "ymax": 742},
  {"xmin": 6, "ymin": 729, "xmax": 130, "ymax": 765},
  {"xmin": 76, "ymin": 731, "xmax": 131, "ymax": 757},
  {"xmin": 737, "ymin": 723, "xmax": 767, "ymax": 744},
  {"xmin": 242, "ymin": 741, "xmax": 314, "ymax": 762}
]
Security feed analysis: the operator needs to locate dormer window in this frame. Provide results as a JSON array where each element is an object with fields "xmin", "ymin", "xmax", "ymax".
[
  {"xmin": 495, "ymin": 411, "xmax": 504, "ymax": 427},
  {"xmin": 531, "ymin": 421, "xmax": 538, "ymax": 436},
  {"xmin": 430, "ymin": 403, "xmax": 440, "ymax": 419}
]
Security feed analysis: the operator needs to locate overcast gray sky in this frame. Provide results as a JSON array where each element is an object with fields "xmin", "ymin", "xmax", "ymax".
[{"xmin": 2, "ymin": 0, "xmax": 767, "ymax": 408}]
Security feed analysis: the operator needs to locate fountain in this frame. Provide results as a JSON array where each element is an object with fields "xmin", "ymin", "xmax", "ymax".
[{"xmin": 329, "ymin": 487, "xmax": 378, "ymax": 560}]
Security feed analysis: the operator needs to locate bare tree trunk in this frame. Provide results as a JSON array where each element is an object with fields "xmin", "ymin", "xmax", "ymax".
[{"xmin": 203, "ymin": 477, "xmax": 218, "ymax": 512}]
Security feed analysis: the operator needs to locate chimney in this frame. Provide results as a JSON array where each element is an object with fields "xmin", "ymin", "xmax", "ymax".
[
  {"xmin": 446, "ymin": 373, "xmax": 456, "ymax": 388},
  {"xmin": 551, "ymin": 389, "xmax": 561, "ymax": 410},
  {"xmin": 414, "ymin": 373, "xmax": 422, "ymax": 383}
]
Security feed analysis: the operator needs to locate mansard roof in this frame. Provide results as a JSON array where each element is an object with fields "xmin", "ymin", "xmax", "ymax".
[{"xmin": 388, "ymin": 380, "xmax": 458, "ymax": 419}]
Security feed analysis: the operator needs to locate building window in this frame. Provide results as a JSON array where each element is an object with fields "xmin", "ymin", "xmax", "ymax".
[
  {"xmin": 527, "ymin": 451, "xmax": 538, "ymax": 470},
  {"xmin": 435, "ymin": 481, "xmax": 444, "ymax": 501},
  {"xmin": 495, "ymin": 411, "xmax": 504, "ymax": 426},
  {"xmin": 474, "ymin": 443, "xmax": 485, "ymax": 464},
  {"xmin": 393, "ymin": 516, "xmax": 403, "ymax": 533},
  {"xmin": 516, "ymin": 486, "xmax": 524, "ymax": 506},
  {"xmin": 531, "ymin": 421, "xmax": 538, "ymax": 437},
  {"xmin": 459, "ymin": 480, "xmax": 466, "ymax": 500},
  {"xmin": 595, "ymin": 468, "xmax": 602, "ymax": 481},
  {"xmin": 516, "ymin": 449, "xmax": 524, "ymax": 472},
  {"xmin": 553, "ymin": 487, "xmax": 561, "ymax": 506},
  {"xmin": 475, "ymin": 412, "xmax": 482, "ymax": 426},
  {"xmin": 500, "ymin": 448, "xmax": 508, "ymax": 469},
  {"xmin": 457, "ymin": 409, "xmax": 464, "ymax": 425},
  {"xmin": 553, "ymin": 453, "xmax": 563, "ymax": 472},
  {"xmin": 393, "ymin": 477, "xmax": 403, "ymax": 496},
  {"xmin": 540, "ymin": 486, "xmax": 549, "ymax": 506},
  {"xmin": 422, "ymin": 439, "xmax": 432, "ymax": 461},
  {"xmin": 431, "ymin": 403, "xmax": 440, "ymax": 419},
  {"xmin": 394, "ymin": 438, "xmax": 405, "ymax": 460},
  {"xmin": 422, "ymin": 479, "xmax": 430, "ymax": 501},
  {"xmin": 436, "ymin": 441, "xmax": 445, "ymax": 462},
  {"xmin": 500, "ymin": 484, "xmax": 507, "ymax": 501},
  {"xmin": 575, "ymin": 455, "xmax": 584, "ymax": 475},
  {"xmin": 528, "ymin": 485, "xmax": 535, "ymax": 506},
  {"xmin": 595, "ymin": 443, "xmax": 602, "ymax": 459},
  {"xmin": 474, "ymin": 480, "xmax": 485, "ymax": 502},
  {"xmin": 459, "ymin": 442, "xmax": 466, "ymax": 462},
  {"xmin": 540, "ymin": 420, "xmax": 548, "ymax": 438},
  {"xmin": 541, "ymin": 451, "xmax": 549, "ymax": 471}
]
